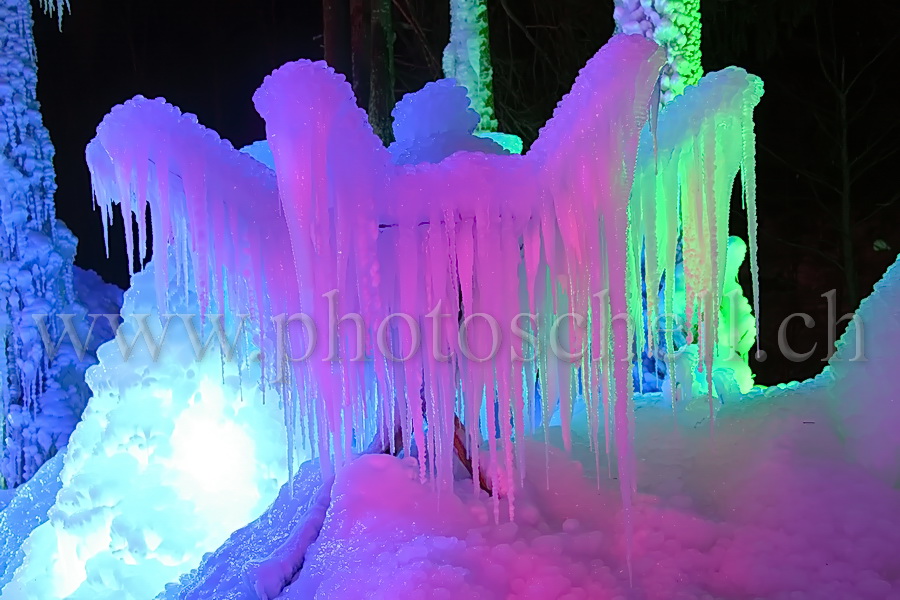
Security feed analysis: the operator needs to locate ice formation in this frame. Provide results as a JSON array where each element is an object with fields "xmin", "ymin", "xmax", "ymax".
[
  {"xmin": 712, "ymin": 237, "xmax": 756, "ymax": 393},
  {"xmin": 629, "ymin": 67, "xmax": 763, "ymax": 410},
  {"xmin": 81, "ymin": 33, "xmax": 763, "ymax": 548},
  {"xmin": 244, "ymin": 78, "xmax": 511, "ymax": 172},
  {"xmin": 614, "ymin": 1, "xmax": 754, "ymax": 395},
  {"xmin": 0, "ymin": 258, "xmax": 291, "ymax": 600},
  {"xmin": 1, "ymin": 0, "xmax": 120, "ymax": 488},
  {"xmin": 614, "ymin": 0, "xmax": 702, "ymax": 103}
]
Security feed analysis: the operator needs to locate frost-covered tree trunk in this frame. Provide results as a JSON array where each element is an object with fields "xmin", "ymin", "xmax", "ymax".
[
  {"xmin": 443, "ymin": 0, "xmax": 496, "ymax": 132},
  {"xmin": 613, "ymin": 0, "xmax": 702, "ymax": 103},
  {"xmin": 443, "ymin": 0, "xmax": 523, "ymax": 154},
  {"xmin": 0, "ymin": 0, "xmax": 111, "ymax": 488}
]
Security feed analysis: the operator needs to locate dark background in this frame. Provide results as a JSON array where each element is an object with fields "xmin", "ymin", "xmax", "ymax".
[{"xmin": 32, "ymin": 0, "xmax": 900, "ymax": 385}]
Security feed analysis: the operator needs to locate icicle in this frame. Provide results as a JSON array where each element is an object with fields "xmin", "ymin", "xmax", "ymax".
[
  {"xmin": 741, "ymin": 95, "xmax": 762, "ymax": 356},
  {"xmin": 133, "ymin": 141, "xmax": 149, "ymax": 266}
]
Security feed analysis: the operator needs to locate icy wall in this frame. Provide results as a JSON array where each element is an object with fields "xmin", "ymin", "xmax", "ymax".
[
  {"xmin": 0, "ymin": 0, "xmax": 119, "ymax": 488},
  {"xmin": 242, "ymin": 78, "xmax": 509, "ymax": 171},
  {"xmin": 0, "ymin": 258, "xmax": 290, "ymax": 600}
]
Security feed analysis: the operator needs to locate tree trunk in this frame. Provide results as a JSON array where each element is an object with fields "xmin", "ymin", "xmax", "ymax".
[
  {"xmin": 613, "ymin": 0, "xmax": 702, "ymax": 103},
  {"xmin": 349, "ymin": 0, "xmax": 371, "ymax": 110},
  {"xmin": 838, "ymin": 89, "xmax": 859, "ymax": 309},
  {"xmin": 323, "ymin": 0, "xmax": 352, "ymax": 79},
  {"xmin": 342, "ymin": 0, "xmax": 396, "ymax": 146},
  {"xmin": 368, "ymin": 0, "xmax": 395, "ymax": 145}
]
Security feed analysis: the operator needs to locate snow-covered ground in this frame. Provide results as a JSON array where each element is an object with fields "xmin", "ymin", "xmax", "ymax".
[{"xmin": 271, "ymin": 375, "xmax": 898, "ymax": 600}]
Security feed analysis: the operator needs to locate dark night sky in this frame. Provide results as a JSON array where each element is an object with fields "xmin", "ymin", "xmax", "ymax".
[{"xmin": 32, "ymin": 0, "xmax": 900, "ymax": 384}]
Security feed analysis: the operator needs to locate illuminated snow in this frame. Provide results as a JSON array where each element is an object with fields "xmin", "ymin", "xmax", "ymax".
[
  {"xmin": 0, "ymin": 258, "xmax": 293, "ymax": 600},
  {"xmin": 0, "ymin": 451, "xmax": 63, "ymax": 590},
  {"xmin": 276, "ymin": 258, "xmax": 900, "ymax": 599}
]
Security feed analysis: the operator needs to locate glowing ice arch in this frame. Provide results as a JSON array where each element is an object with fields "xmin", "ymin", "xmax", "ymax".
[{"xmin": 84, "ymin": 35, "xmax": 760, "ymax": 534}]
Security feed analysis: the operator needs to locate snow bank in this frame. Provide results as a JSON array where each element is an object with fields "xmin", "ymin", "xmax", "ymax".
[{"xmin": 826, "ymin": 257, "xmax": 900, "ymax": 485}]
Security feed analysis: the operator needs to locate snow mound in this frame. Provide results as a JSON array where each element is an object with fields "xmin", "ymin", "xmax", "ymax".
[
  {"xmin": 826, "ymin": 256, "xmax": 900, "ymax": 484},
  {"xmin": 1, "ymin": 257, "xmax": 292, "ymax": 600},
  {"xmin": 388, "ymin": 79, "xmax": 507, "ymax": 164},
  {"xmin": 157, "ymin": 460, "xmax": 326, "ymax": 600}
]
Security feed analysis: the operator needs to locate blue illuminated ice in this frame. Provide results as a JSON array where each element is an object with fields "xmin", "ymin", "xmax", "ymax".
[{"xmin": 0, "ymin": 257, "xmax": 293, "ymax": 600}]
